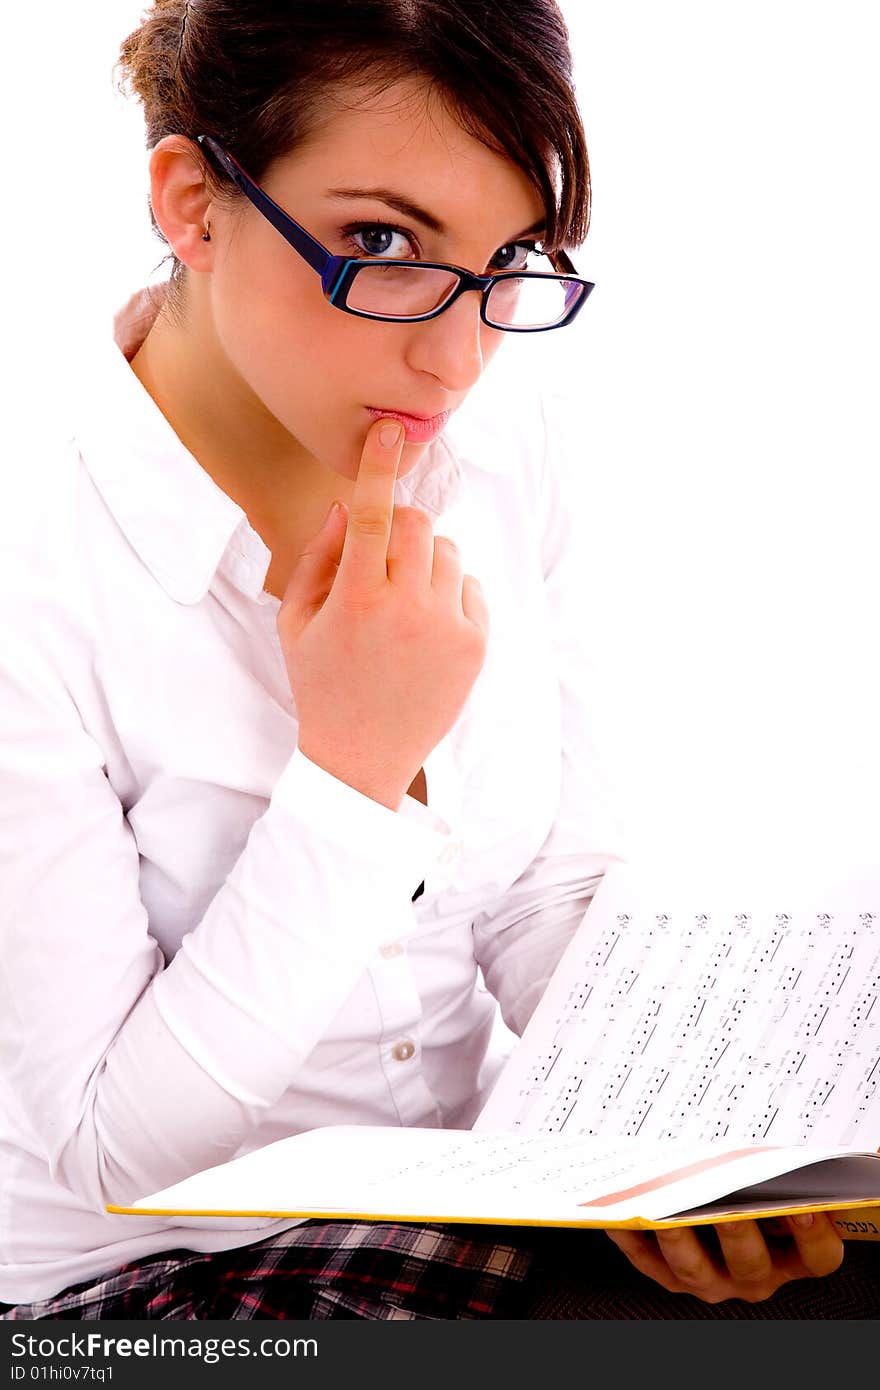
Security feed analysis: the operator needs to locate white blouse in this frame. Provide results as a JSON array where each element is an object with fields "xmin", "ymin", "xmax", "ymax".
[{"xmin": 0, "ymin": 287, "xmax": 625, "ymax": 1304}]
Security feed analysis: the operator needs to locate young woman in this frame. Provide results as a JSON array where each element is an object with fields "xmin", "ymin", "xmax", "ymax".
[{"xmin": 1, "ymin": 0, "xmax": 874, "ymax": 1319}]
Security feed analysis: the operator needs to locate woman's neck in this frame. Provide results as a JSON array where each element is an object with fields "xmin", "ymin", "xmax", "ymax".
[
  {"xmin": 128, "ymin": 289, "xmax": 352, "ymax": 596},
  {"xmin": 129, "ymin": 299, "xmax": 294, "ymax": 502}
]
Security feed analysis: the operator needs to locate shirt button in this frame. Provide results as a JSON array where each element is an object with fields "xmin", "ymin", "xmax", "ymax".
[
  {"xmin": 438, "ymin": 838, "xmax": 464, "ymax": 866},
  {"xmin": 380, "ymin": 942, "xmax": 404, "ymax": 959},
  {"xmin": 391, "ymin": 1039, "xmax": 416, "ymax": 1062}
]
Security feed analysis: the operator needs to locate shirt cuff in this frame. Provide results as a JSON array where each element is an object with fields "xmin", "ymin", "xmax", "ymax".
[{"xmin": 271, "ymin": 745, "xmax": 462, "ymax": 897}]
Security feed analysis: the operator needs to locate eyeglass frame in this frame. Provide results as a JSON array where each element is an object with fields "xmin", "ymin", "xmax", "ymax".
[{"xmin": 195, "ymin": 134, "xmax": 595, "ymax": 333}]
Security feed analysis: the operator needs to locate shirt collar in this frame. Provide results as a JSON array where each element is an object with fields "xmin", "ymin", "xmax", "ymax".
[{"xmin": 73, "ymin": 282, "xmax": 508, "ymax": 608}]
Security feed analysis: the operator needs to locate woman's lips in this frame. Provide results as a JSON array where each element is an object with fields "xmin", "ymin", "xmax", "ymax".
[{"xmin": 365, "ymin": 406, "xmax": 450, "ymax": 443}]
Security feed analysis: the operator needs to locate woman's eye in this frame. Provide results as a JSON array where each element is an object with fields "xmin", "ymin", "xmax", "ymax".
[
  {"xmin": 492, "ymin": 242, "xmax": 540, "ymax": 272},
  {"xmin": 343, "ymin": 224, "xmax": 416, "ymax": 259},
  {"xmin": 342, "ymin": 226, "xmax": 541, "ymax": 272}
]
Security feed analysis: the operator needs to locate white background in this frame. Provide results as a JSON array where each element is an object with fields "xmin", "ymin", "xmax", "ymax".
[{"xmin": 2, "ymin": 2, "xmax": 878, "ymax": 871}]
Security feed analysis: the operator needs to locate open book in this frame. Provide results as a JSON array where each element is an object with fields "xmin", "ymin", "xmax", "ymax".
[{"xmin": 109, "ymin": 862, "xmax": 880, "ymax": 1238}]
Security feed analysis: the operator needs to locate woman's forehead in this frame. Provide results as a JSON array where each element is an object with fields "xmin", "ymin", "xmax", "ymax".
[{"xmin": 273, "ymin": 76, "xmax": 546, "ymax": 233}]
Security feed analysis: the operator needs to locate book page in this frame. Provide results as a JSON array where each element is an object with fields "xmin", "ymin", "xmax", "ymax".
[
  {"xmin": 120, "ymin": 1124, "xmax": 880, "ymax": 1227},
  {"xmin": 477, "ymin": 863, "xmax": 880, "ymax": 1151}
]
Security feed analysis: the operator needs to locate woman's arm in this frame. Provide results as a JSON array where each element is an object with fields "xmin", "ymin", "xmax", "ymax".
[{"xmin": 0, "ymin": 572, "xmax": 453, "ymax": 1213}]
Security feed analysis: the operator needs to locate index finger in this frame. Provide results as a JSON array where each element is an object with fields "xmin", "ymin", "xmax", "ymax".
[{"xmin": 337, "ymin": 417, "xmax": 406, "ymax": 591}]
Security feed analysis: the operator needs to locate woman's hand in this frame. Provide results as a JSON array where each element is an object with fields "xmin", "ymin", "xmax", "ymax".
[
  {"xmin": 279, "ymin": 416, "xmax": 490, "ymax": 810},
  {"xmin": 606, "ymin": 1212, "xmax": 845, "ymax": 1304}
]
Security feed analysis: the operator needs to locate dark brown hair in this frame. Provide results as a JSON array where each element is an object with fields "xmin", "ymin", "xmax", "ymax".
[{"xmin": 117, "ymin": 0, "xmax": 591, "ymax": 295}]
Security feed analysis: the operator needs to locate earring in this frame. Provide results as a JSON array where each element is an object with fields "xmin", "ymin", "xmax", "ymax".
[{"xmin": 201, "ymin": 223, "xmax": 211, "ymax": 242}]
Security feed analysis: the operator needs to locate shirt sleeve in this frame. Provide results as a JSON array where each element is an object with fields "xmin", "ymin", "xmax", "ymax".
[
  {"xmin": 472, "ymin": 387, "xmax": 629, "ymax": 1036},
  {"xmin": 0, "ymin": 601, "xmax": 455, "ymax": 1212}
]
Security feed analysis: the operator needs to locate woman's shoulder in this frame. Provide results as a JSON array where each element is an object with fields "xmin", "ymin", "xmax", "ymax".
[
  {"xmin": 440, "ymin": 367, "xmax": 580, "ymax": 539},
  {"xmin": 442, "ymin": 358, "xmax": 549, "ymax": 479},
  {"xmin": 5, "ymin": 433, "xmax": 84, "ymax": 568},
  {"xmin": 1, "ymin": 433, "xmax": 104, "ymax": 653}
]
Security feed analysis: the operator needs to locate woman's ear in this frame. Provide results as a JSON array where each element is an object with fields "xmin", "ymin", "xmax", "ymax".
[{"xmin": 147, "ymin": 134, "xmax": 215, "ymax": 271}]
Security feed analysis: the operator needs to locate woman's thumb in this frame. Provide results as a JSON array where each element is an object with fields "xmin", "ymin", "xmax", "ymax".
[{"xmin": 280, "ymin": 500, "xmax": 348, "ymax": 622}]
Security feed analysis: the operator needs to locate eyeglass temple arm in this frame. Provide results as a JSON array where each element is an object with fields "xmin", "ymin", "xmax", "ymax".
[
  {"xmin": 196, "ymin": 135, "xmax": 331, "ymax": 277},
  {"xmin": 196, "ymin": 136, "xmax": 587, "ymax": 306}
]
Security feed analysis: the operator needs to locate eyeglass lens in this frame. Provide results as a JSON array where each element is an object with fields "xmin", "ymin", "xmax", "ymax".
[{"xmin": 345, "ymin": 264, "xmax": 583, "ymax": 328}]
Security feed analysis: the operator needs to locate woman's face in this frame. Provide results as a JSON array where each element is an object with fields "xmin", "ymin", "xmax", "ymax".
[{"xmin": 204, "ymin": 78, "xmax": 549, "ymax": 484}]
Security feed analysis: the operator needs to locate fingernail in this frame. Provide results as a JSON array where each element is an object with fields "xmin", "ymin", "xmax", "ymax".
[
  {"xmin": 379, "ymin": 421, "xmax": 403, "ymax": 447},
  {"xmin": 793, "ymin": 1213, "xmax": 814, "ymax": 1228}
]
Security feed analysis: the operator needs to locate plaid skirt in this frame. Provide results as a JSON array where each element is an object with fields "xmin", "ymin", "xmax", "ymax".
[{"xmin": 2, "ymin": 1219, "xmax": 879, "ymax": 1320}]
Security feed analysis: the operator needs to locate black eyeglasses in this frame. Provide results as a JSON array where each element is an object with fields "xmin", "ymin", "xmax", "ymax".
[{"xmin": 196, "ymin": 135, "xmax": 595, "ymax": 333}]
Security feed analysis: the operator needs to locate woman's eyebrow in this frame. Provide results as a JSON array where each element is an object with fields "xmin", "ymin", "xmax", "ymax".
[{"xmin": 324, "ymin": 185, "xmax": 546, "ymax": 242}]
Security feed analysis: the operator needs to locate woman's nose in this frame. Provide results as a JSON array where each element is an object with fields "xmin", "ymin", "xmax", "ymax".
[{"xmin": 407, "ymin": 289, "xmax": 498, "ymax": 391}]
